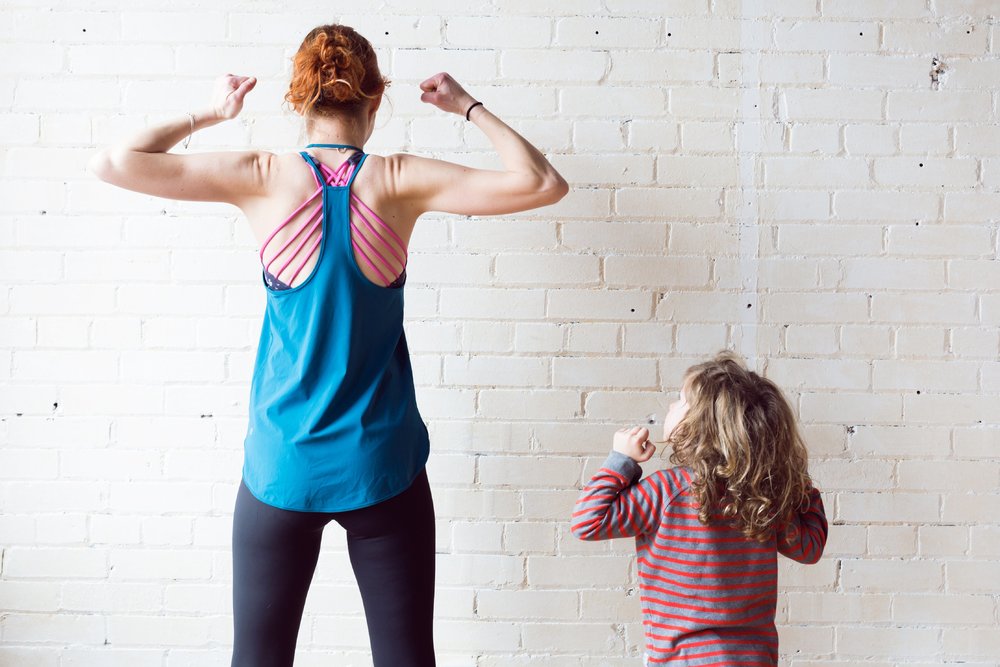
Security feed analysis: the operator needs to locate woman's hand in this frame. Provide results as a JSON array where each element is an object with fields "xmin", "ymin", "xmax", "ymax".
[
  {"xmin": 210, "ymin": 74, "xmax": 257, "ymax": 120},
  {"xmin": 613, "ymin": 426, "xmax": 656, "ymax": 463},
  {"xmin": 418, "ymin": 72, "xmax": 476, "ymax": 116}
]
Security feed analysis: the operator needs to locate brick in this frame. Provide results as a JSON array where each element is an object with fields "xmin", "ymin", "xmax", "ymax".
[
  {"xmin": 836, "ymin": 626, "xmax": 942, "ymax": 657},
  {"xmin": 605, "ymin": 255, "xmax": 710, "ymax": 288},
  {"xmin": 834, "ymin": 191, "xmax": 939, "ymax": 221},
  {"xmin": 2, "ymin": 613, "xmax": 105, "ymax": 645},
  {"xmin": 565, "ymin": 323, "xmax": 620, "ymax": 353},
  {"xmin": 871, "ymin": 293, "xmax": 976, "ymax": 324},
  {"xmin": 658, "ymin": 291, "xmax": 755, "ymax": 323},
  {"xmin": 555, "ymin": 17, "xmax": 662, "ymax": 48},
  {"xmin": 789, "ymin": 123, "xmax": 840, "ymax": 154},
  {"xmin": 765, "ymin": 158, "xmax": 871, "ymax": 187},
  {"xmin": 616, "ymin": 187, "xmax": 722, "ymax": 218},
  {"xmin": 552, "ymin": 356, "xmax": 656, "ymax": 389},
  {"xmin": 121, "ymin": 12, "xmax": 226, "ymax": 42},
  {"xmin": 453, "ymin": 220, "xmax": 557, "ymax": 250},
  {"xmin": 451, "ymin": 520, "xmax": 502, "ymax": 552},
  {"xmin": 943, "ymin": 493, "xmax": 1000, "ymax": 523},
  {"xmin": 609, "ymin": 51, "xmax": 714, "ymax": 82},
  {"xmin": 774, "ymin": 21, "xmax": 880, "ymax": 52},
  {"xmin": 446, "ymin": 17, "xmax": 550, "ymax": 48},
  {"xmin": 502, "ymin": 49, "xmax": 608, "ymax": 82},
  {"xmin": 622, "ymin": 322, "xmax": 674, "ymax": 354},
  {"xmin": 904, "ymin": 394, "xmax": 996, "ymax": 424},
  {"xmin": 786, "ymin": 592, "xmax": 891, "ymax": 624},
  {"xmin": 478, "ymin": 590, "xmax": 577, "ymax": 619},
  {"xmin": 479, "ymin": 389, "xmax": 580, "ymax": 420},
  {"xmin": 551, "ymin": 153, "xmax": 654, "ymax": 184},
  {"xmin": 889, "ymin": 224, "xmax": 993, "ymax": 257},
  {"xmin": 844, "ymin": 124, "xmax": 899, "ymax": 156},
  {"xmin": 495, "ymin": 253, "xmax": 600, "ymax": 286},
  {"xmin": 885, "ymin": 21, "xmax": 989, "ymax": 55},
  {"xmin": 662, "ymin": 18, "xmax": 741, "ymax": 50},
  {"xmin": 527, "ymin": 555, "xmax": 632, "ymax": 587},
  {"xmin": 764, "ymin": 293, "xmax": 869, "ymax": 324},
  {"xmin": 918, "ymin": 525, "xmax": 969, "ymax": 557},
  {"xmin": 443, "ymin": 355, "xmax": 549, "ymax": 387},
  {"xmin": 875, "ymin": 157, "xmax": 978, "ymax": 188},
  {"xmin": 657, "ymin": 155, "xmax": 738, "ymax": 186},
  {"xmin": 900, "ymin": 123, "xmax": 952, "ymax": 154},
  {"xmin": 669, "ymin": 87, "xmax": 740, "ymax": 118},
  {"xmin": 4, "ymin": 547, "xmax": 107, "ymax": 579},
  {"xmin": 946, "ymin": 561, "xmax": 1000, "ymax": 593},
  {"xmin": 873, "ymin": 360, "xmax": 978, "ymax": 392},
  {"xmin": 479, "ymin": 455, "xmax": 581, "ymax": 488},
  {"xmin": 337, "ymin": 15, "xmax": 442, "ymax": 49},
  {"xmin": 783, "ymin": 89, "xmax": 884, "ymax": 120},
  {"xmin": 760, "ymin": 54, "xmax": 824, "ymax": 83},
  {"xmin": 440, "ymin": 288, "xmax": 545, "ymax": 319}
]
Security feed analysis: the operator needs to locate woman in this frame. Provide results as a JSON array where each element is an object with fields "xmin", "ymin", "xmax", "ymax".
[{"xmin": 90, "ymin": 23, "xmax": 567, "ymax": 667}]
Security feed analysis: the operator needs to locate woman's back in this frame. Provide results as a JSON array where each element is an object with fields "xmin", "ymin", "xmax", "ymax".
[
  {"xmin": 243, "ymin": 143, "xmax": 429, "ymax": 512},
  {"xmin": 243, "ymin": 149, "xmax": 412, "ymax": 290}
]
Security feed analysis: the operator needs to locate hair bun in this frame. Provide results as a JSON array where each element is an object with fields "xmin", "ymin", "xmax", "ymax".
[{"xmin": 286, "ymin": 24, "xmax": 390, "ymax": 117}]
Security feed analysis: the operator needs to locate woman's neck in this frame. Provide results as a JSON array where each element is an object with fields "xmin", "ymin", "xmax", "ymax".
[{"xmin": 305, "ymin": 116, "xmax": 366, "ymax": 150}]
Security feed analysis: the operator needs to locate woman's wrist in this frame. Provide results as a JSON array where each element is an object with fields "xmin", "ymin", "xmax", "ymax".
[
  {"xmin": 464, "ymin": 101, "xmax": 484, "ymax": 121},
  {"xmin": 193, "ymin": 109, "xmax": 227, "ymax": 127}
]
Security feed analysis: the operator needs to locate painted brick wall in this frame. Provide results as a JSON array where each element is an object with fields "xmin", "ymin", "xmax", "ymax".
[{"xmin": 2, "ymin": 1, "xmax": 999, "ymax": 665}]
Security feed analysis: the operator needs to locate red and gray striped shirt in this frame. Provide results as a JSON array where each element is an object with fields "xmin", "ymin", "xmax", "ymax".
[{"xmin": 572, "ymin": 452, "xmax": 828, "ymax": 666}]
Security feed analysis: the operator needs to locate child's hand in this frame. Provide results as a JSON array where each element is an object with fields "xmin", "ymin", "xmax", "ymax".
[{"xmin": 613, "ymin": 426, "xmax": 656, "ymax": 463}]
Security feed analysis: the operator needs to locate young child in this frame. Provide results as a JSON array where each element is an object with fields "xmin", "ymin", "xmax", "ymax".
[{"xmin": 572, "ymin": 351, "xmax": 828, "ymax": 666}]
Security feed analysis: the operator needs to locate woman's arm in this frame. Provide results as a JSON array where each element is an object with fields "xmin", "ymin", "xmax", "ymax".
[
  {"xmin": 87, "ymin": 75, "xmax": 273, "ymax": 206},
  {"xmin": 386, "ymin": 72, "xmax": 569, "ymax": 217}
]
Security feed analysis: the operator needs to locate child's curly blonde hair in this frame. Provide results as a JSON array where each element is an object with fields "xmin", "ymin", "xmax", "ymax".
[{"xmin": 666, "ymin": 351, "xmax": 813, "ymax": 543}]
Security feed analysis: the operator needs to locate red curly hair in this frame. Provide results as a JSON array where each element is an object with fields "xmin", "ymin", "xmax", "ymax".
[{"xmin": 285, "ymin": 24, "xmax": 389, "ymax": 117}]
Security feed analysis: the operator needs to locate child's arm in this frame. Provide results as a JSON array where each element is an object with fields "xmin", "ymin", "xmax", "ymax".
[
  {"xmin": 775, "ymin": 486, "xmax": 828, "ymax": 564},
  {"xmin": 571, "ymin": 427, "xmax": 670, "ymax": 541}
]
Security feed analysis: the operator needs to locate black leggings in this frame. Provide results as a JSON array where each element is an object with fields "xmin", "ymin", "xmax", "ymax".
[{"xmin": 231, "ymin": 470, "xmax": 436, "ymax": 667}]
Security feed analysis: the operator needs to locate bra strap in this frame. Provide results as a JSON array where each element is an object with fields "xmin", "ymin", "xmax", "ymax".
[
  {"xmin": 298, "ymin": 151, "xmax": 326, "ymax": 187},
  {"xmin": 306, "ymin": 143, "xmax": 363, "ymax": 153}
]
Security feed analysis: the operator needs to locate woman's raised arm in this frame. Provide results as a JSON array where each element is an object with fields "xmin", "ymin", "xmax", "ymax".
[
  {"xmin": 386, "ymin": 72, "xmax": 568, "ymax": 217},
  {"xmin": 87, "ymin": 74, "xmax": 273, "ymax": 206}
]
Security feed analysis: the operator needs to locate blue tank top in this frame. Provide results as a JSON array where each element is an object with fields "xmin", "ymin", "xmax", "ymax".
[{"xmin": 243, "ymin": 145, "xmax": 429, "ymax": 512}]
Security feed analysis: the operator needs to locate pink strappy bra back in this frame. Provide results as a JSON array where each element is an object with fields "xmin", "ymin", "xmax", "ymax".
[{"xmin": 259, "ymin": 147, "xmax": 407, "ymax": 291}]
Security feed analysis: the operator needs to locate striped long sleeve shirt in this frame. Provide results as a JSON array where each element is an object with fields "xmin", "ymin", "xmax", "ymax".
[{"xmin": 572, "ymin": 451, "xmax": 828, "ymax": 666}]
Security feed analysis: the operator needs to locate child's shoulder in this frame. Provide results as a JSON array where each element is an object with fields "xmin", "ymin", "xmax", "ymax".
[{"xmin": 648, "ymin": 465, "xmax": 695, "ymax": 496}]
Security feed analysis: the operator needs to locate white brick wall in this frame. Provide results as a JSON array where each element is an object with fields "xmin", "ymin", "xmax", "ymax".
[{"xmin": 1, "ymin": 1, "xmax": 998, "ymax": 664}]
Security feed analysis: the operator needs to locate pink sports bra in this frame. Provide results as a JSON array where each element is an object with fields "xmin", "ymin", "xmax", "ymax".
[{"xmin": 259, "ymin": 146, "xmax": 406, "ymax": 290}]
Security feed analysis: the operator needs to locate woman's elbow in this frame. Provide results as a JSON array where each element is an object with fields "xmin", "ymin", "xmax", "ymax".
[
  {"xmin": 87, "ymin": 149, "xmax": 114, "ymax": 182},
  {"xmin": 538, "ymin": 171, "xmax": 569, "ymax": 206},
  {"xmin": 88, "ymin": 148, "xmax": 131, "ymax": 183}
]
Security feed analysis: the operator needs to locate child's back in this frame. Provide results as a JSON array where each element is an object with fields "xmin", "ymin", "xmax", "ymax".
[
  {"xmin": 574, "ymin": 457, "xmax": 826, "ymax": 664},
  {"xmin": 572, "ymin": 352, "xmax": 828, "ymax": 666}
]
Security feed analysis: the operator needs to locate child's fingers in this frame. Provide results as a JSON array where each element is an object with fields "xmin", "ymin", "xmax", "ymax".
[{"xmin": 636, "ymin": 442, "xmax": 656, "ymax": 462}]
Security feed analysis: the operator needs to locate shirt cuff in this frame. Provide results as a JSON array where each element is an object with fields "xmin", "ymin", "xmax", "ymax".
[{"xmin": 603, "ymin": 451, "xmax": 642, "ymax": 485}]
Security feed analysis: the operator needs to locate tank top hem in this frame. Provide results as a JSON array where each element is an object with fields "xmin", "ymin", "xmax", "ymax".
[{"xmin": 240, "ymin": 453, "xmax": 429, "ymax": 513}]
